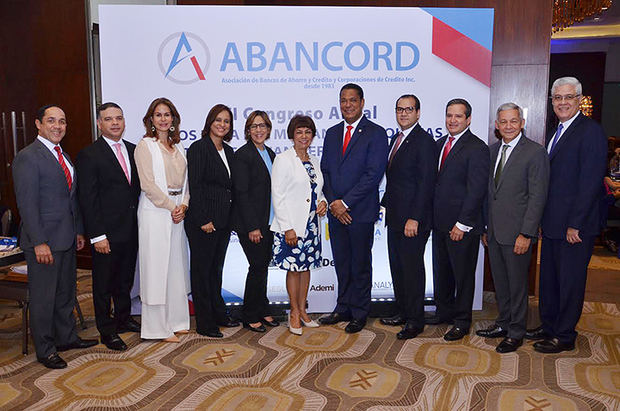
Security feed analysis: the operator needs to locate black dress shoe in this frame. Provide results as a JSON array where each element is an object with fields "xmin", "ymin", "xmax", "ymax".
[
  {"xmin": 261, "ymin": 318, "xmax": 280, "ymax": 327},
  {"xmin": 397, "ymin": 324, "xmax": 424, "ymax": 340},
  {"xmin": 344, "ymin": 319, "xmax": 366, "ymax": 334},
  {"xmin": 524, "ymin": 326, "xmax": 550, "ymax": 341},
  {"xmin": 380, "ymin": 314, "xmax": 406, "ymax": 326},
  {"xmin": 38, "ymin": 352, "xmax": 67, "ymax": 369},
  {"xmin": 424, "ymin": 313, "xmax": 454, "ymax": 325},
  {"xmin": 57, "ymin": 337, "xmax": 98, "ymax": 352},
  {"xmin": 198, "ymin": 328, "xmax": 223, "ymax": 338},
  {"xmin": 117, "ymin": 318, "xmax": 141, "ymax": 333},
  {"xmin": 533, "ymin": 338, "xmax": 575, "ymax": 353},
  {"xmin": 319, "ymin": 312, "xmax": 351, "ymax": 325},
  {"xmin": 496, "ymin": 337, "xmax": 522, "ymax": 353},
  {"xmin": 475, "ymin": 324, "xmax": 508, "ymax": 338},
  {"xmin": 243, "ymin": 322, "xmax": 266, "ymax": 333},
  {"xmin": 444, "ymin": 326, "xmax": 469, "ymax": 341},
  {"xmin": 101, "ymin": 334, "xmax": 128, "ymax": 351},
  {"xmin": 217, "ymin": 317, "xmax": 240, "ymax": 328}
]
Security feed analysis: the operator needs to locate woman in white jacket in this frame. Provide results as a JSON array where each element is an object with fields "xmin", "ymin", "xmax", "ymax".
[
  {"xmin": 271, "ymin": 115, "xmax": 327, "ymax": 335},
  {"xmin": 135, "ymin": 98, "xmax": 190, "ymax": 342}
]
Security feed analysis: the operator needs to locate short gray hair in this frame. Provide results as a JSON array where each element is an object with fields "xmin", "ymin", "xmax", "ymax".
[
  {"xmin": 496, "ymin": 102, "xmax": 523, "ymax": 120},
  {"xmin": 551, "ymin": 76, "xmax": 582, "ymax": 96}
]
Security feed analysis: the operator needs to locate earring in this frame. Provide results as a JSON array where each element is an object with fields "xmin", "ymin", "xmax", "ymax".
[
  {"xmin": 169, "ymin": 126, "xmax": 175, "ymax": 132},
  {"xmin": 151, "ymin": 126, "xmax": 155, "ymax": 133}
]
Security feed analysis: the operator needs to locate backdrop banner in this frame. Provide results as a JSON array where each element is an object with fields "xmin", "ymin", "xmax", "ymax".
[{"xmin": 100, "ymin": 5, "xmax": 494, "ymax": 312}]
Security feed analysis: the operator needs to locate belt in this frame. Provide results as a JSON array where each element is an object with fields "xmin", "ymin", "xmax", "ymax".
[{"xmin": 168, "ymin": 189, "xmax": 182, "ymax": 196}]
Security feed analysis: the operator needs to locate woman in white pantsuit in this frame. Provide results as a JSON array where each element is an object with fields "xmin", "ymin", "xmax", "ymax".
[{"xmin": 135, "ymin": 97, "xmax": 190, "ymax": 343}]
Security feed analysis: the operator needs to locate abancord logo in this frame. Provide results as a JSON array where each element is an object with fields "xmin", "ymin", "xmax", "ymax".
[
  {"xmin": 218, "ymin": 41, "xmax": 420, "ymax": 72},
  {"xmin": 158, "ymin": 32, "xmax": 210, "ymax": 84}
]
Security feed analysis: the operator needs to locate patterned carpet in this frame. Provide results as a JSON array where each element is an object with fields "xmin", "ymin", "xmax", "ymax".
[{"xmin": 0, "ymin": 272, "xmax": 618, "ymax": 410}]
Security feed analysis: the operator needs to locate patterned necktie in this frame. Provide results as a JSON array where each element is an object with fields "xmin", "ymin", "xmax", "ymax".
[
  {"xmin": 388, "ymin": 132, "xmax": 404, "ymax": 167},
  {"xmin": 54, "ymin": 146, "xmax": 72, "ymax": 189},
  {"xmin": 113, "ymin": 143, "xmax": 131, "ymax": 183},
  {"xmin": 494, "ymin": 144, "xmax": 509, "ymax": 187},
  {"xmin": 342, "ymin": 125, "xmax": 353, "ymax": 155},
  {"xmin": 549, "ymin": 123, "xmax": 563, "ymax": 155},
  {"xmin": 439, "ymin": 136, "xmax": 454, "ymax": 170}
]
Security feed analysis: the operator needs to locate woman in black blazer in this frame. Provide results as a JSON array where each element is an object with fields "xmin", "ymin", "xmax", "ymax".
[
  {"xmin": 184, "ymin": 104, "xmax": 238, "ymax": 338},
  {"xmin": 234, "ymin": 111, "xmax": 279, "ymax": 332}
]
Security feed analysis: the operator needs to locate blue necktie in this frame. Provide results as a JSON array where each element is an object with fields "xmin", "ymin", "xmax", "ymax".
[{"xmin": 549, "ymin": 123, "xmax": 563, "ymax": 155}]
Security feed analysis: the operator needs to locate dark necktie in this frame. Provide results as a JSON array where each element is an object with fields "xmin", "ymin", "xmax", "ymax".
[
  {"xmin": 388, "ymin": 132, "xmax": 404, "ymax": 167},
  {"xmin": 54, "ymin": 146, "xmax": 72, "ymax": 189},
  {"xmin": 494, "ymin": 144, "xmax": 509, "ymax": 187}
]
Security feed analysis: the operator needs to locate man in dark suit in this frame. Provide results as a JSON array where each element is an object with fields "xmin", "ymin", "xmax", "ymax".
[
  {"xmin": 477, "ymin": 103, "xmax": 549, "ymax": 353},
  {"xmin": 380, "ymin": 94, "xmax": 437, "ymax": 339},
  {"xmin": 430, "ymin": 98, "xmax": 490, "ymax": 341},
  {"xmin": 319, "ymin": 83, "xmax": 388, "ymax": 333},
  {"xmin": 76, "ymin": 102, "xmax": 141, "ymax": 351},
  {"xmin": 527, "ymin": 77, "xmax": 607, "ymax": 353},
  {"xmin": 12, "ymin": 105, "xmax": 97, "ymax": 369}
]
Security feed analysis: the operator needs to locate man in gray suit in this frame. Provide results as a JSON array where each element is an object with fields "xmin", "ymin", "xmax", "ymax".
[
  {"xmin": 13, "ymin": 105, "xmax": 97, "ymax": 369},
  {"xmin": 478, "ymin": 103, "xmax": 549, "ymax": 353}
]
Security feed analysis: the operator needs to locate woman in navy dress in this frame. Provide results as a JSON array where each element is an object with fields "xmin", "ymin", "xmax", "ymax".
[{"xmin": 271, "ymin": 115, "xmax": 327, "ymax": 335}]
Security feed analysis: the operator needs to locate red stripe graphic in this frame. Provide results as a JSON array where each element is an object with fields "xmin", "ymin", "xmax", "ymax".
[
  {"xmin": 190, "ymin": 56, "xmax": 206, "ymax": 80},
  {"xmin": 431, "ymin": 17, "xmax": 492, "ymax": 87}
]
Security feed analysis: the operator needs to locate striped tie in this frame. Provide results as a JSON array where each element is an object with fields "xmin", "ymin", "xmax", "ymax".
[{"xmin": 54, "ymin": 146, "xmax": 72, "ymax": 189}]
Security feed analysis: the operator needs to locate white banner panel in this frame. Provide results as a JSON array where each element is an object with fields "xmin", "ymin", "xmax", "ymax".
[{"xmin": 100, "ymin": 5, "xmax": 494, "ymax": 312}]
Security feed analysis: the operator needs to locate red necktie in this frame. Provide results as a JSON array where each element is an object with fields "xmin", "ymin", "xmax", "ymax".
[
  {"xmin": 388, "ymin": 132, "xmax": 404, "ymax": 167},
  {"xmin": 54, "ymin": 146, "xmax": 72, "ymax": 189},
  {"xmin": 439, "ymin": 136, "xmax": 454, "ymax": 170},
  {"xmin": 342, "ymin": 125, "xmax": 353, "ymax": 155}
]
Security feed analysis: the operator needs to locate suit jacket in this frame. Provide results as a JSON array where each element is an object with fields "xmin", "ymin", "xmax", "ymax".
[
  {"xmin": 76, "ymin": 137, "xmax": 141, "ymax": 244},
  {"xmin": 185, "ymin": 136, "xmax": 236, "ymax": 230},
  {"xmin": 270, "ymin": 147, "xmax": 325, "ymax": 237},
  {"xmin": 12, "ymin": 138, "xmax": 83, "ymax": 251},
  {"xmin": 233, "ymin": 141, "xmax": 275, "ymax": 233},
  {"xmin": 381, "ymin": 123, "xmax": 438, "ymax": 232},
  {"xmin": 487, "ymin": 135, "xmax": 549, "ymax": 245},
  {"xmin": 434, "ymin": 129, "xmax": 490, "ymax": 234},
  {"xmin": 321, "ymin": 115, "xmax": 388, "ymax": 223},
  {"xmin": 541, "ymin": 112, "xmax": 607, "ymax": 238}
]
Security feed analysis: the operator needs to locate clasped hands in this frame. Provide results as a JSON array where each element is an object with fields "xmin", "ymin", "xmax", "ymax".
[
  {"xmin": 329, "ymin": 199, "xmax": 351, "ymax": 224},
  {"xmin": 171, "ymin": 204, "xmax": 187, "ymax": 224}
]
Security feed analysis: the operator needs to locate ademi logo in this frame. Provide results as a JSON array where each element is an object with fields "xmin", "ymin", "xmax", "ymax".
[
  {"xmin": 310, "ymin": 284, "xmax": 335, "ymax": 292},
  {"xmin": 158, "ymin": 32, "xmax": 210, "ymax": 85}
]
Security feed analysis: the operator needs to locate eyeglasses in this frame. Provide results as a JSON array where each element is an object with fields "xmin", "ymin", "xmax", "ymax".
[
  {"xmin": 249, "ymin": 123, "xmax": 268, "ymax": 130},
  {"xmin": 550, "ymin": 94, "xmax": 581, "ymax": 102},
  {"xmin": 395, "ymin": 107, "xmax": 416, "ymax": 113}
]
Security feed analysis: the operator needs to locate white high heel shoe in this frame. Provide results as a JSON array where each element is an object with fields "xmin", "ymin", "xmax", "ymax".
[
  {"xmin": 288, "ymin": 313, "xmax": 302, "ymax": 335},
  {"xmin": 301, "ymin": 317, "xmax": 320, "ymax": 328}
]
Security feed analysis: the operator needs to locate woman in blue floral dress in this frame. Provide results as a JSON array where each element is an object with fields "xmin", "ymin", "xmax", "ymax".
[{"xmin": 271, "ymin": 115, "xmax": 327, "ymax": 335}]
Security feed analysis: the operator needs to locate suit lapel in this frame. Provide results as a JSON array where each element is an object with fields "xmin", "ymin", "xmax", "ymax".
[
  {"xmin": 249, "ymin": 143, "xmax": 271, "ymax": 180},
  {"xmin": 205, "ymin": 136, "xmax": 230, "ymax": 182},
  {"xmin": 35, "ymin": 139, "xmax": 72, "ymax": 192},
  {"xmin": 96, "ymin": 137, "xmax": 131, "ymax": 186},
  {"xmin": 342, "ymin": 117, "xmax": 366, "ymax": 162},
  {"xmin": 495, "ymin": 136, "xmax": 526, "ymax": 191},
  {"xmin": 390, "ymin": 125, "xmax": 417, "ymax": 166},
  {"xmin": 442, "ymin": 130, "xmax": 469, "ymax": 167}
]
